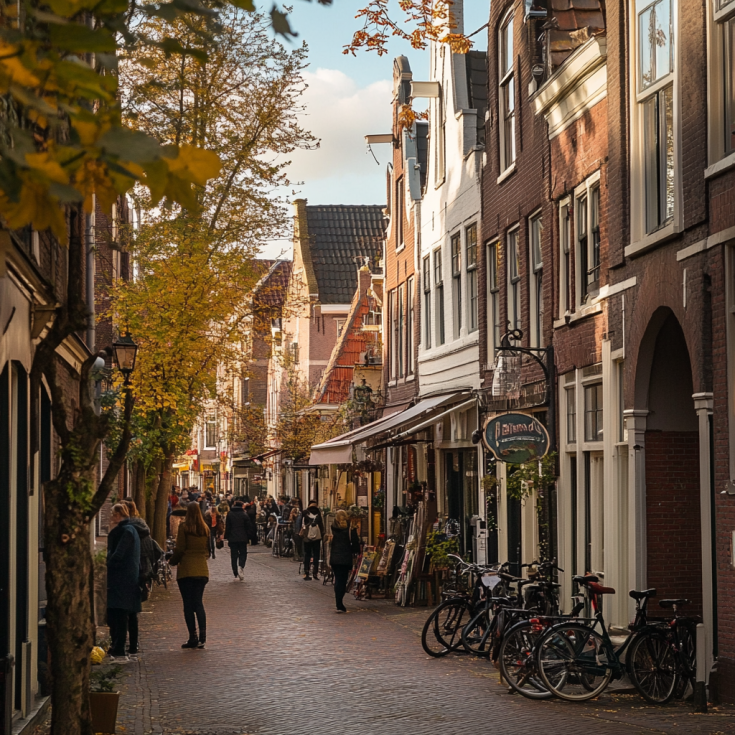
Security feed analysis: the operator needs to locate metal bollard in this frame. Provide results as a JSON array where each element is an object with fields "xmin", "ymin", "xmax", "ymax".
[{"xmin": 693, "ymin": 623, "xmax": 707, "ymax": 713}]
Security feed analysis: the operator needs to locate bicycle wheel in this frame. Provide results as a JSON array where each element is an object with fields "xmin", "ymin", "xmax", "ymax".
[
  {"xmin": 161, "ymin": 567, "xmax": 168, "ymax": 590},
  {"xmin": 461, "ymin": 607, "xmax": 495, "ymax": 657},
  {"xmin": 674, "ymin": 621, "xmax": 696, "ymax": 699},
  {"xmin": 536, "ymin": 623, "xmax": 613, "ymax": 701},
  {"xmin": 421, "ymin": 599, "xmax": 472, "ymax": 657},
  {"xmin": 498, "ymin": 621, "xmax": 552, "ymax": 700},
  {"xmin": 629, "ymin": 630, "xmax": 677, "ymax": 704}
]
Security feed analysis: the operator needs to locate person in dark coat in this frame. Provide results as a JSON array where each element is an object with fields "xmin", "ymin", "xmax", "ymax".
[
  {"xmin": 224, "ymin": 501, "xmax": 256, "ymax": 580},
  {"xmin": 245, "ymin": 502, "xmax": 258, "ymax": 545},
  {"xmin": 328, "ymin": 510, "xmax": 361, "ymax": 613},
  {"xmin": 301, "ymin": 500, "xmax": 325, "ymax": 581},
  {"xmin": 107, "ymin": 503, "xmax": 142, "ymax": 662}
]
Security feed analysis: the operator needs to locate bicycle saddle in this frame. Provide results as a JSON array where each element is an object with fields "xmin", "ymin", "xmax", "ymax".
[
  {"xmin": 498, "ymin": 572, "xmax": 522, "ymax": 583},
  {"xmin": 572, "ymin": 574, "xmax": 598, "ymax": 584},
  {"xmin": 588, "ymin": 582, "xmax": 616, "ymax": 595},
  {"xmin": 629, "ymin": 588, "xmax": 656, "ymax": 600},
  {"xmin": 659, "ymin": 598, "xmax": 690, "ymax": 608}
]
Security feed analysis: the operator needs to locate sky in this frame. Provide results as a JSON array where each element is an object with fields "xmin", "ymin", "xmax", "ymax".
[{"xmin": 258, "ymin": 1, "xmax": 489, "ymax": 259}]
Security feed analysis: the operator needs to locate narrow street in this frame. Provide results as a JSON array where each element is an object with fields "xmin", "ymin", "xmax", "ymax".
[{"xmin": 113, "ymin": 547, "xmax": 735, "ymax": 735}]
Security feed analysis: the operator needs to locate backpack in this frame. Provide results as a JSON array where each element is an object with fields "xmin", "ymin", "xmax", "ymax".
[{"xmin": 307, "ymin": 519, "xmax": 322, "ymax": 542}]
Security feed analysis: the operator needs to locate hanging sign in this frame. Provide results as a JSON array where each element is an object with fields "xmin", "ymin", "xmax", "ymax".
[{"xmin": 483, "ymin": 413, "xmax": 550, "ymax": 464}]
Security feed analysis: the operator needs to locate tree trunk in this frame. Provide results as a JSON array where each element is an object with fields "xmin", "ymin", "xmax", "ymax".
[
  {"xmin": 45, "ymin": 475, "xmax": 96, "ymax": 735},
  {"xmin": 153, "ymin": 455, "xmax": 174, "ymax": 547},
  {"xmin": 146, "ymin": 459, "xmax": 160, "ymax": 525},
  {"xmin": 134, "ymin": 461, "xmax": 146, "ymax": 522}
]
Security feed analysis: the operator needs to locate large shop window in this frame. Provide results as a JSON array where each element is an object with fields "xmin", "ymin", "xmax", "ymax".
[
  {"xmin": 638, "ymin": 0, "xmax": 675, "ymax": 233},
  {"xmin": 466, "ymin": 223, "xmax": 478, "ymax": 332},
  {"xmin": 423, "ymin": 256, "xmax": 431, "ymax": 349},
  {"xmin": 499, "ymin": 9, "xmax": 516, "ymax": 173},
  {"xmin": 451, "ymin": 231, "xmax": 462, "ymax": 337},
  {"xmin": 434, "ymin": 249, "xmax": 445, "ymax": 346},
  {"xmin": 529, "ymin": 213, "xmax": 543, "ymax": 347},
  {"xmin": 507, "ymin": 228, "xmax": 521, "ymax": 333},
  {"xmin": 584, "ymin": 383, "xmax": 603, "ymax": 442},
  {"xmin": 487, "ymin": 241, "xmax": 501, "ymax": 357}
]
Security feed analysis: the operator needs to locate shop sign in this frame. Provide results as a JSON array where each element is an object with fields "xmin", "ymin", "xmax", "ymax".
[{"xmin": 483, "ymin": 412, "xmax": 549, "ymax": 464}]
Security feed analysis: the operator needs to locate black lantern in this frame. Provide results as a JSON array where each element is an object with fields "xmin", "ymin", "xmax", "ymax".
[{"xmin": 112, "ymin": 332, "xmax": 138, "ymax": 383}]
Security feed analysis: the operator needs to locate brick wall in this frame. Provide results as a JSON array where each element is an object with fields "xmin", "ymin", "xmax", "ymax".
[{"xmin": 645, "ymin": 431, "xmax": 702, "ymax": 614}]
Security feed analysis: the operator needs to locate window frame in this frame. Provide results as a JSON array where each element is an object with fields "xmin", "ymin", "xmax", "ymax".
[
  {"xmin": 466, "ymin": 223, "xmax": 479, "ymax": 333},
  {"xmin": 422, "ymin": 255, "xmax": 432, "ymax": 349},
  {"xmin": 566, "ymin": 386, "xmax": 577, "ymax": 445},
  {"xmin": 528, "ymin": 212, "xmax": 544, "ymax": 348},
  {"xmin": 395, "ymin": 176, "xmax": 405, "ymax": 250},
  {"xmin": 434, "ymin": 248, "xmax": 445, "ymax": 346},
  {"xmin": 558, "ymin": 198, "xmax": 572, "ymax": 318},
  {"xmin": 487, "ymin": 240, "xmax": 501, "ymax": 359},
  {"xmin": 389, "ymin": 289, "xmax": 397, "ymax": 380},
  {"xmin": 498, "ymin": 8, "xmax": 516, "ymax": 174},
  {"xmin": 451, "ymin": 231, "xmax": 462, "ymax": 338},
  {"xmin": 637, "ymin": 0, "xmax": 674, "ymax": 94},
  {"xmin": 407, "ymin": 276, "xmax": 415, "ymax": 375},
  {"xmin": 398, "ymin": 282, "xmax": 405, "ymax": 378},
  {"xmin": 584, "ymin": 382, "xmax": 604, "ymax": 443},
  {"xmin": 574, "ymin": 172, "xmax": 602, "ymax": 307},
  {"xmin": 205, "ymin": 414, "xmax": 217, "ymax": 449},
  {"xmin": 506, "ymin": 227, "xmax": 521, "ymax": 334}
]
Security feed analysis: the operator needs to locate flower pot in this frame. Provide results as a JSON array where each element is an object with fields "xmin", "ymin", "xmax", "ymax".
[{"xmin": 89, "ymin": 691, "xmax": 120, "ymax": 734}]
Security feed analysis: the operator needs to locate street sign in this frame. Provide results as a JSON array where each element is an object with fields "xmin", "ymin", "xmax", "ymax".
[{"xmin": 483, "ymin": 412, "xmax": 550, "ymax": 464}]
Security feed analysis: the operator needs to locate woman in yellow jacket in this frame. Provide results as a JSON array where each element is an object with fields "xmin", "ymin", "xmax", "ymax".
[{"xmin": 169, "ymin": 502, "xmax": 210, "ymax": 649}]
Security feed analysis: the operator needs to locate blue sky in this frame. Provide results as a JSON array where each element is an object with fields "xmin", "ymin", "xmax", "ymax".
[{"xmin": 259, "ymin": 1, "xmax": 489, "ymax": 258}]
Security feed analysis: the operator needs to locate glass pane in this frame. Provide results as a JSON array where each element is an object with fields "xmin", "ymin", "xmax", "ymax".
[
  {"xmin": 434, "ymin": 250, "xmax": 442, "ymax": 284},
  {"xmin": 466, "ymin": 224, "xmax": 477, "ymax": 266},
  {"xmin": 643, "ymin": 94, "xmax": 660, "ymax": 233},
  {"xmin": 501, "ymin": 17, "xmax": 514, "ymax": 77},
  {"xmin": 639, "ymin": 6, "xmax": 654, "ymax": 89},
  {"xmin": 567, "ymin": 388, "xmax": 576, "ymax": 443},
  {"xmin": 654, "ymin": 0, "xmax": 672, "ymax": 82},
  {"xmin": 663, "ymin": 86, "xmax": 675, "ymax": 222},
  {"xmin": 509, "ymin": 230, "xmax": 519, "ymax": 280},
  {"xmin": 531, "ymin": 216, "xmax": 543, "ymax": 269},
  {"xmin": 451, "ymin": 234, "xmax": 461, "ymax": 275}
]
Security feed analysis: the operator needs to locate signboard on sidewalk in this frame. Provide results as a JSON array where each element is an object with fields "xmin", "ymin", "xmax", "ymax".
[{"xmin": 483, "ymin": 413, "xmax": 550, "ymax": 465}]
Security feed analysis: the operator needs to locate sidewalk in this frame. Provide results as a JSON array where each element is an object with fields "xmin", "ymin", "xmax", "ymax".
[{"xmin": 107, "ymin": 545, "xmax": 735, "ymax": 735}]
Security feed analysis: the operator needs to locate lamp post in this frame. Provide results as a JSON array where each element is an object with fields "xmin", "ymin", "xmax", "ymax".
[{"xmin": 112, "ymin": 331, "xmax": 138, "ymax": 385}]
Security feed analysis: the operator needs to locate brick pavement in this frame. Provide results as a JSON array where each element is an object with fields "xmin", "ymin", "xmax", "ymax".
[{"xmin": 110, "ymin": 546, "xmax": 735, "ymax": 735}]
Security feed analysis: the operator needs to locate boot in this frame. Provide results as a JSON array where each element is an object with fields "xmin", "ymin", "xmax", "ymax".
[
  {"xmin": 181, "ymin": 637, "xmax": 198, "ymax": 649},
  {"xmin": 197, "ymin": 629, "xmax": 206, "ymax": 649}
]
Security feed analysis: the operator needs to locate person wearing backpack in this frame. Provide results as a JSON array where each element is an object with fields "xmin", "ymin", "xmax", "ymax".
[
  {"xmin": 327, "ymin": 510, "xmax": 361, "ymax": 613},
  {"xmin": 300, "ymin": 500, "xmax": 324, "ymax": 581}
]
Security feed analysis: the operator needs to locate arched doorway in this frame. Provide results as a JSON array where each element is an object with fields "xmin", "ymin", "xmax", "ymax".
[{"xmin": 641, "ymin": 311, "xmax": 702, "ymax": 611}]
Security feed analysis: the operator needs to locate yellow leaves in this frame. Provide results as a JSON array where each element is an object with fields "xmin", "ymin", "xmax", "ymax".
[
  {"xmin": 166, "ymin": 145, "xmax": 222, "ymax": 187},
  {"xmin": 0, "ymin": 176, "xmax": 68, "ymax": 241},
  {"xmin": 74, "ymin": 158, "xmax": 118, "ymax": 212},
  {"xmin": 25, "ymin": 152, "xmax": 67, "ymax": 184}
]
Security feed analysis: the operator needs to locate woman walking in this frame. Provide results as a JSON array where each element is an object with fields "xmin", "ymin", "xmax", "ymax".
[
  {"xmin": 169, "ymin": 503, "xmax": 210, "ymax": 649},
  {"xmin": 301, "ymin": 500, "xmax": 324, "ymax": 581},
  {"xmin": 106, "ymin": 503, "xmax": 141, "ymax": 662},
  {"xmin": 328, "ymin": 510, "xmax": 361, "ymax": 613}
]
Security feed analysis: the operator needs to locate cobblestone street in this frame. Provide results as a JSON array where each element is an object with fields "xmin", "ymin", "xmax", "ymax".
[{"xmin": 112, "ymin": 547, "xmax": 735, "ymax": 735}]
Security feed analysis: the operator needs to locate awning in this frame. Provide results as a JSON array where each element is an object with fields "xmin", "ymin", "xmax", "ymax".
[
  {"xmin": 172, "ymin": 462, "xmax": 189, "ymax": 469},
  {"xmin": 393, "ymin": 397, "xmax": 477, "ymax": 441},
  {"xmin": 252, "ymin": 448, "xmax": 281, "ymax": 462},
  {"xmin": 308, "ymin": 392, "xmax": 470, "ymax": 465}
]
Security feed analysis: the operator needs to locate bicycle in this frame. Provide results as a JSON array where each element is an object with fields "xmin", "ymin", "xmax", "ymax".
[
  {"xmin": 534, "ymin": 575, "xmax": 659, "ymax": 701},
  {"xmin": 420, "ymin": 555, "xmax": 506, "ymax": 658},
  {"xmin": 628, "ymin": 597, "xmax": 700, "ymax": 704},
  {"xmin": 154, "ymin": 551, "xmax": 174, "ymax": 590}
]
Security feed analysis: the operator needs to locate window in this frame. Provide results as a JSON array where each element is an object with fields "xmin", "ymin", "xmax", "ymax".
[
  {"xmin": 576, "ymin": 178, "xmax": 602, "ymax": 304},
  {"xmin": 389, "ymin": 290, "xmax": 397, "ymax": 380},
  {"xmin": 335, "ymin": 318, "xmax": 345, "ymax": 336},
  {"xmin": 507, "ymin": 228, "xmax": 521, "ymax": 332},
  {"xmin": 590, "ymin": 187, "xmax": 601, "ymax": 285},
  {"xmin": 422, "ymin": 256, "xmax": 431, "ymax": 349},
  {"xmin": 407, "ymin": 276, "xmax": 415, "ymax": 375},
  {"xmin": 396, "ymin": 177, "xmax": 404, "ymax": 248},
  {"xmin": 724, "ymin": 16, "xmax": 735, "ymax": 155},
  {"xmin": 435, "ymin": 92, "xmax": 446, "ymax": 185},
  {"xmin": 241, "ymin": 377, "xmax": 249, "ymax": 406},
  {"xmin": 205, "ymin": 415, "xmax": 217, "ymax": 448},
  {"xmin": 487, "ymin": 241, "xmax": 501, "ymax": 355},
  {"xmin": 434, "ymin": 249, "xmax": 445, "ymax": 345},
  {"xmin": 567, "ymin": 387, "xmax": 577, "ymax": 443},
  {"xmin": 529, "ymin": 214, "xmax": 543, "ymax": 347},
  {"xmin": 637, "ymin": 0, "xmax": 675, "ymax": 234},
  {"xmin": 559, "ymin": 201, "xmax": 572, "ymax": 316},
  {"xmin": 466, "ymin": 224, "xmax": 478, "ymax": 332},
  {"xmin": 643, "ymin": 86, "xmax": 675, "ymax": 232},
  {"xmin": 451, "ymin": 232, "xmax": 462, "ymax": 337},
  {"xmin": 398, "ymin": 283, "xmax": 405, "ymax": 378},
  {"xmin": 499, "ymin": 10, "xmax": 516, "ymax": 172},
  {"xmin": 584, "ymin": 383, "xmax": 603, "ymax": 442}
]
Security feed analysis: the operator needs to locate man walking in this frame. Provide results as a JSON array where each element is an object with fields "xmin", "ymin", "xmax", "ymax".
[{"xmin": 224, "ymin": 500, "xmax": 256, "ymax": 581}]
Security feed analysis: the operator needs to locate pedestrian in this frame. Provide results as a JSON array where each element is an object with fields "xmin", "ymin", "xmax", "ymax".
[
  {"xmin": 300, "ymin": 500, "xmax": 324, "ymax": 581},
  {"xmin": 245, "ymin": 501, "xmax": 258, "ymax": 545},
  {"xmin": 217, "ymin": 495, "xmax": 230, "ymax": 519},
  {"xmin": 224, "ymin": 500, "xmax": 256, "ymax": 581},
  {"xmin": 170, "ymin": 498, "xmax": 187, "ymax": 539},
  {"xmin": 204, "ymin": 504, "xmax": 221, "ymax": 558},
  {"xmin": 169, "ymin": 502, "xmax": 210, "ymax": 649},
  {"xmin": 328, "ymin": 510, "xmax": 361, "ymax": 613},
  {"xmin": 106, "ymin": 503, "xmax": 141, "ymax": 663},
  {"xmin": 292, "ymin": 500, "xmax": 304, "ymax": 561}
]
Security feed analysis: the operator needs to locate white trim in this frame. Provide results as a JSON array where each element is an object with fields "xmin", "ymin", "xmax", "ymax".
[
  {"xmin": 319, "ymin": 304, "xmax": 351, "ymax": 313},
  {"xmin": 676, "ymin": 225, "xmax": 735, "ymax": 261},
  {"xmin": 705, "ymin": 150, "xmax": 735, "ymax": 178},
  {"xmin": 496, "ymin": 162, "xmax": 516, "ymax": 184},
  {"xmin": 625, "ymin": 220, "xmax": 679, "ymax": 257}
]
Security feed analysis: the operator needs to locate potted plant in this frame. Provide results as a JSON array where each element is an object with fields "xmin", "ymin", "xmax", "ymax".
[
  {"xmin": 425, "ymin": 530, "xmax": 460, "ymax": 571},
  {"xmin": 89, "ymin": 666, "xmax": 122, "ymax": 734}
]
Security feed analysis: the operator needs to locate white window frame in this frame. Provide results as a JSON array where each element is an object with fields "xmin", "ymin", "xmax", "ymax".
[
  {"xmin": 205, "ymin": 414, "xmax": 217, "ymax": 449},
  {"xmin": 466, "ymin": 223, "xmax": 479, "ymax": 333},
  {"xmin": 422, "ymin": 255, "xmax": 431, "ymax": 350},
  {"xmin": 498, "ymin": 8, "xmax": 516, "ymax": 175},
  {"xmin": 707, "ymin": 0, "xmax": 735, "ymax": 174},
  {"xmin": 389, "ymin": 289, "xmax": 397, "ymax": 381},
  {"xmin": 506, "ymin": 227, "xmax": 521, "ymax": 335},
  {"xmin": 487, "ymin": 240, "xmax": 501, "ymax": 360},
  {"xmin": 395, "ymin": 176, "xmax": 405, "ymax": 251},
  {"xmin": 528, "ymin": 211, "xmax": 544, "ymax": 348},
  {"xmin": 574, "ymin": 171, "xmax": 602, "ymax": 308},
  {"xmin": 628, "ymin": 0, "xmax": 681, "ymax": 255},
  {"xmin": 558, "ymin": 198, "xmax": 572, "ymax": 318},
  {"xmin": 407, "ymin": 276, "xmax": 415, "ymax": 375},
  {"xmin": 451, "ymin": 231, "xmax": 462, "ymax": 339},
  {"xmin": 398, "ymin": 282, "xmax": 405, "ymax": 378},
  {"xmin": 434, "ymin": 248, "xmax": 445, "ymax": 346}
]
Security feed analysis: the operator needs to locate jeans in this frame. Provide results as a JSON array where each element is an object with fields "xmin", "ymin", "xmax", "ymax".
[
  {"xmin": 127, "ymin": 612, "xmax": 139, "ymax": 653},
  {"xmin": 208, "ymin": 528, "xmax": 216, "ymax": 557},
  {"xmin": 332, "ymin": 563, "xmax": 351, "ymax": 611},
  {"xmin": 177, "ymin": 577, "xmax": 208, "ymax": 642},
  {"xmin": 229, "ymin": 541, "xmax": 248, "ymax": 577},
  {"xmin": 107, "ymin": 608, "xmax": 130, "ymax": 656},
  {"xmin": 303, "ymin": 540, "xmax": 321, "ymax": 577}
]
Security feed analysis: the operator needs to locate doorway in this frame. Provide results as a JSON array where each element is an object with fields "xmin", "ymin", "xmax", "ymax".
[{"xmin": 445, "ymin": 450, "xmax": 478, "ymax": 559}]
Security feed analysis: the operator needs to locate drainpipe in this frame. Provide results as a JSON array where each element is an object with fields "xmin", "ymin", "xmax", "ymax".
[{"xmin": 85, "ymin": 202, "xmax": 95, "ymax": 351}]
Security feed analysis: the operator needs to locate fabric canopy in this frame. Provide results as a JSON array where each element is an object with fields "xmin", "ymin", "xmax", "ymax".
[{"xmin": 308, "ymin": 392, "xmax": 469, "ymax": 466}]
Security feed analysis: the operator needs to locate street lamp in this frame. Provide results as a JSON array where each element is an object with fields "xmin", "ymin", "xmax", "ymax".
[{"xmin": 112, "ymin": 331, "xmax": 138, "ymax": 384}]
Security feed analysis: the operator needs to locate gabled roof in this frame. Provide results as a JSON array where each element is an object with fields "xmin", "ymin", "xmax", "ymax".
[
  {"xmin": 253, "ymin": 260, "xmax": 291, "ymax": 307},
  {"xmin": 304, "ymin": 205, "xmax": 385, "ymax": 304}
]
